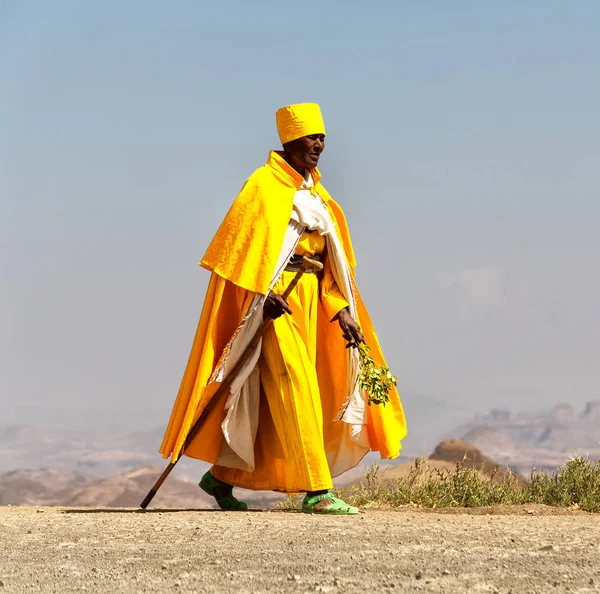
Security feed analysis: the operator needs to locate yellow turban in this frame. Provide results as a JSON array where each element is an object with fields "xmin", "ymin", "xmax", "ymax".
[{"xmin": 276, "ymin": 103, "xmax": 326, "ymax": 145}]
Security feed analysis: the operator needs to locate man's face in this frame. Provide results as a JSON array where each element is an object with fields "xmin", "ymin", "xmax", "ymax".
[{"xmin": 283, "ymin": 133, "xmax": 326, "ymax": 172}]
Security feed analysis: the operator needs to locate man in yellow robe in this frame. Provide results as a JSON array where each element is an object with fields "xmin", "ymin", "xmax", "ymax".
[{"xmin": 160, "ymin": 103, "xmax": 407, "ymax": 514}]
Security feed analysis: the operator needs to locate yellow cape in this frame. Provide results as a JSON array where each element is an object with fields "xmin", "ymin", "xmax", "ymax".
[{"xmin": 160, "ymin": 151, "xmax": 407, "ymax": 466}]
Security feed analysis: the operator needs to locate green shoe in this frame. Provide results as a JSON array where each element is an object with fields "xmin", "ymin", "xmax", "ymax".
[
  {"xmin": 302, "ymin": 493, "xmax": 359, "ymax": 515},
  {"xmin": 199, "ymin": 471, "xmax": 248, "ymax": 511}
]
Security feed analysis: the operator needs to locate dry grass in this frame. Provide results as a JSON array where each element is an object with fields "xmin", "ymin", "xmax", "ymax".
[{"xmin": 277, "ymin": 454, "xmax": 600, "ymax": 512}]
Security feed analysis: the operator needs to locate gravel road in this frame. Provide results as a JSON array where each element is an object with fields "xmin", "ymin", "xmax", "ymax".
[{"xmin": 1, "ymin": 506, "xmax": 599, "ymax": 593}]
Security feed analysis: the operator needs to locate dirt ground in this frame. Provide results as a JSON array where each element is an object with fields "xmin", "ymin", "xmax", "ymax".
[{"xmin": 1, "ymin": 505, "xmax": 599, "ymax": 593}]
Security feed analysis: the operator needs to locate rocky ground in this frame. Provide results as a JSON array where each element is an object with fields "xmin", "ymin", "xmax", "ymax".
[{"xmin": 1, "ymin": 506, "xmax": 599, "ymax": 593}]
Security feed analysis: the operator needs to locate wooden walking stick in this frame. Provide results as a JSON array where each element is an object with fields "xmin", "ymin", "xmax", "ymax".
[{"xmin": 140, "ymin": 255, "xmax": 323, "ymax": 509}]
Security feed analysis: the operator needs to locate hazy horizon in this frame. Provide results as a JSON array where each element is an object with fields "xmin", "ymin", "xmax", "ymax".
[{"xmin": 3, "ymin": 1, "xmax": 600, "ymax": 433}]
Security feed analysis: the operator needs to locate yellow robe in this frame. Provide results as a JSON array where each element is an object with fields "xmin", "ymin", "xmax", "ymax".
[
  {"xmin": 160, "ymin": 151, "xmax": 407, "ymax": 492},
  {"xmin": 212, "ymin": 231, "xmax": 349, "ymax": 491}
]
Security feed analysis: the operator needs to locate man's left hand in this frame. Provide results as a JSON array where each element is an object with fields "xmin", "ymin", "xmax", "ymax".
[{"xmin": 336, "ymin": 308, "xmax": 364, "ymax": 349}]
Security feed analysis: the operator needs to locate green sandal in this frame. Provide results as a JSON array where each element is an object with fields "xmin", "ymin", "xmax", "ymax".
[
  {"xmin": 302, "ymin": 493, "xmax": 359, "ymax": 515},
  {"xmin": 199, "ymin": 471, "xmax": 248, "ymax": 511}
]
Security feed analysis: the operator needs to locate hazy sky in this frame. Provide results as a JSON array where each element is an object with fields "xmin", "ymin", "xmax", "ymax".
[{"xmin": 2, "ymin": 1, "xmax": 600, "ymax": 432}]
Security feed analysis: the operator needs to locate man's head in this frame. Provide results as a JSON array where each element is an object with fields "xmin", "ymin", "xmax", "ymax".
[{"xmin": 276, "ymin": 103, "xmax": 326, "ymax": 172}]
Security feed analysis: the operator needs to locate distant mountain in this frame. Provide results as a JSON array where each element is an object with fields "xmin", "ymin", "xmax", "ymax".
[
  {"xmin": 0, "ymin": 466, "xmax": 283, "ymax": 509},
  {"xmin": 0, "ymin": 424, "xmax": 160, "ymax": 475},
  {"xmin": 446, "ymin": 402, "xmax": 600, "ymax": 476},
  {"xmin": 454, "ymin": 402, "xmax": 600, "ymax": 452},
  {"xmin": 461, "ymin": 425, "xmax": 520, "ymax": 457},
  {"xmin": 0, "ymin": 424, "xmax": 209, "ymax": 479},
  {"xmin": 0, "ymin": 468, "xmax": 94, "ymax": 505},
  {"xmin": 429, "ymin": 439, "xmax": 527, "ymax": 485},
  {"xmin": 50, "ymin": 466, "xmax": 217, "ymax": 508}
]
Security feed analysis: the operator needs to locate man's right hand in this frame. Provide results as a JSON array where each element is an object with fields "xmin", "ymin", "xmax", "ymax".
[{"xmin": 264, "ymin": 292, "xmax": 293, "ymax": 319}]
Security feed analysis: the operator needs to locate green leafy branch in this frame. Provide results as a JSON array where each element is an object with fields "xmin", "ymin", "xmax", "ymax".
[{"xmin": 358, "ymin": 343, "xmax": 398, "ymax": 406}]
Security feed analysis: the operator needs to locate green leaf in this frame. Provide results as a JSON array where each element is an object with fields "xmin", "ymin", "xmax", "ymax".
[{"xmin": 358, "ymin": 343, "xmax": 397, "ymax": 407}]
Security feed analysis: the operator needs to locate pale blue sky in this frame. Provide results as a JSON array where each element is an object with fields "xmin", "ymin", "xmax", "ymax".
[{"xmin": 2, "ymin": 1, "xmax": 600, "ymax": 431}]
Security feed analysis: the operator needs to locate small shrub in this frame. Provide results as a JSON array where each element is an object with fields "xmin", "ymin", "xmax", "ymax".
[
  {"xmin": 276, "ymin": 454, "xmax": 600, "ymax": 512},
  {"xmin": 334, "ymin": 458, "xmax": 528, "ymax": 509},
  {"xmin": 526, "ymin": 453, "xmax": 600, "ymax": 512}
]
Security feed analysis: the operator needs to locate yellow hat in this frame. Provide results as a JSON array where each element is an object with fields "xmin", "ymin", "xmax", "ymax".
[{"xmin": 276, "ymin": 103, "xmax": 326, "ymax": 145}]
